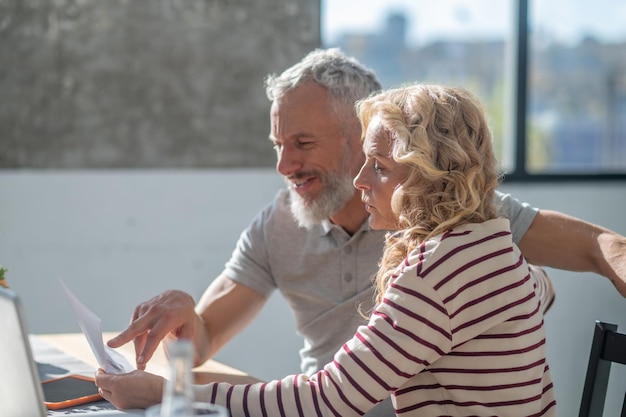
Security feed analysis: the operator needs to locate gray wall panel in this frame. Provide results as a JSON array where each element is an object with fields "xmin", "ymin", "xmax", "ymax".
[{"xmin": 0, "ymin": 0, "xmax": 319, "ymax": 168}]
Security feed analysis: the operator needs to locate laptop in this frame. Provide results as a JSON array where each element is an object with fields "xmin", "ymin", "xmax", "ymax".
[{"xmin": 0, "ymin": 287, "xmax": 143, "ymax": 417}]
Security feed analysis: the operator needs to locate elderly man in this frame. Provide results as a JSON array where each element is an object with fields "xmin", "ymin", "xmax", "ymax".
[{"xmin": 97, "ymin": 48, "xmax": 626, "ymax": 415}]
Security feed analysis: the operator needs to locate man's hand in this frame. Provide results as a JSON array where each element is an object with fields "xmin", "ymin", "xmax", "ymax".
[
  {"xmin": 107, "ymin": 290, "xmax": 200, "ymax": 370},
  {"xmin": 95, "ymin": 369, "xmax": 164, "ymax": 410}
]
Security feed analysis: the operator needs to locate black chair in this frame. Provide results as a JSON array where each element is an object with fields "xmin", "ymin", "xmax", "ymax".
[{"xmin": 579, "ymin": 321, "xmax": 626, "ymax": 417}]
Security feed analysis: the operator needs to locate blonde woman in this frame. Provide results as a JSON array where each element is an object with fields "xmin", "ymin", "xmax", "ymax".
[{"xmin": 348, "ymin": 84, "xmax": 556, "ymax": 415}]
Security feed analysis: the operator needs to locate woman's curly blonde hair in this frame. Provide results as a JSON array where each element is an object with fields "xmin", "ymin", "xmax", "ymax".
[{"xmin": 356, "ymin": 84, "xmax": 502, "ymax": 304}]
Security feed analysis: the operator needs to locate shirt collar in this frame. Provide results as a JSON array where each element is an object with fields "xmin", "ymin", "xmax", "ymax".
[{"xmin": 319, "ymin": 217, "xmax": 375, "ymax": 237}]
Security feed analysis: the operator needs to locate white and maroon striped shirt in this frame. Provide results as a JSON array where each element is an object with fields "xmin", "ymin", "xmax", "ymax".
[{"xmin": 197, "ymin": 218, "xmax": 556, "ymax": 416}]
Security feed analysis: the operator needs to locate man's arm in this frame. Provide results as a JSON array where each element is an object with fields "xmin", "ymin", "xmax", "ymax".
[
  {"xmin": 107, "ymin": 274, "xmax": 267, "ymax": 369},
  {"xmin": 194, "ymin": 274, "xmax": 267, "ymax": 364},
  {"xmin": 517, "ymin": 209, "xmax": 626, "ymax": 297}
]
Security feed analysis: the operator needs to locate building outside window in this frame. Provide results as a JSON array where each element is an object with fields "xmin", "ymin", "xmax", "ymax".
[{"xmin": 322, "ymin": 0, "xmax": 626, "ymax": 180}]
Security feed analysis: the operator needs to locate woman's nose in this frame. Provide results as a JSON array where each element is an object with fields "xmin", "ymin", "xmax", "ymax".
[{"xmin": 353, "ymin": 165, "xmax": 369, "ymax": 190}]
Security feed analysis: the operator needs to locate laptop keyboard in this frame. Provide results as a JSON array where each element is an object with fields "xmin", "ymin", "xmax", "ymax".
[{"xmin": 47, "ymin": 400, "xmax": 120, "ymax": 415}]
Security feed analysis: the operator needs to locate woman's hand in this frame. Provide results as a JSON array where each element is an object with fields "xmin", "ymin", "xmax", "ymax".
[{"xmin": 95, "ymin": 368, "xmax": 165, "ymax": 410}]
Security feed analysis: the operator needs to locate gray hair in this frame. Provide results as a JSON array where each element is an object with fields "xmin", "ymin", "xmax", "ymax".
[{"xmin": 265, "ymin": 48, "xmax": 382, "ymax": 117}]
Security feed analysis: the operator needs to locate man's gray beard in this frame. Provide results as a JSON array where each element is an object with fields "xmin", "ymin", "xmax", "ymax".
[{"xmin": 288, "ymin": 171, "xmax": 356, "ymax": 229}]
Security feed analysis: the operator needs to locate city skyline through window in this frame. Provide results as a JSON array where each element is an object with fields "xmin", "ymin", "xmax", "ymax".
[{"xmin": 322, "ymin": 0, "xmax": 626, "ymax": 178}]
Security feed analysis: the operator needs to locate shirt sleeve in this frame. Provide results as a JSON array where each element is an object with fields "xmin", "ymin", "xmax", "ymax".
[
  {"xmin": 494, "ymin": 190, "xmax": 539, "ymax": 244},
  {"xmin": 195, "ymin": 248, "xmax": 454, "ymax": 417},
  {"xmin": 221, "ymin": 196, "xmax": 279, "ymax": 298}
]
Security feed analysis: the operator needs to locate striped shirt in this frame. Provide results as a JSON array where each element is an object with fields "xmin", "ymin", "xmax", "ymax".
[{"xmin": 197, "ymin": 218, "xmax": 556, "ymax": 416}]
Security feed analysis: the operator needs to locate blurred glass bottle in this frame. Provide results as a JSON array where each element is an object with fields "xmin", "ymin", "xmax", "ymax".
[{"xmin": 160, "ymin": 339, "xmax": 194, "ymax": 417}]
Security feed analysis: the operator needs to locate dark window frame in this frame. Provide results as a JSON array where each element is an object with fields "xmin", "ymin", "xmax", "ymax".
[{"xmin": 504, "ymin": 0, "xmax": 626, "ymax": 183}]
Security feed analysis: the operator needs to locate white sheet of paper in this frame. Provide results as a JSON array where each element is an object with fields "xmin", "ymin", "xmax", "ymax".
[{"xmin": 60, "ymin": 280, "xmax": 135, "ymax": 374}]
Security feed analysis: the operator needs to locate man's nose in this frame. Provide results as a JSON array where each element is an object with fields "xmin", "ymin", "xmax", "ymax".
[{"xmin": 276, "ymin": 146, "xmax": 303, "ymax": 177}]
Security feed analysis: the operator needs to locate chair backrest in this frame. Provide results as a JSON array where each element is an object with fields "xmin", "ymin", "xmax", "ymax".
[{"xmin": 579, "ymin": 321, "xmax": 626, "ymax": 417}]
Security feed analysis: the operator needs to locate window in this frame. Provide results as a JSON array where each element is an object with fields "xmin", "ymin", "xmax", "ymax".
[
  {"xmin": 527, "ymin": 0, "xmax": 626, "ymax": 175},
  {"xmin": 322, "ymin": 0, "xmax": 626, "ymax": 180}
]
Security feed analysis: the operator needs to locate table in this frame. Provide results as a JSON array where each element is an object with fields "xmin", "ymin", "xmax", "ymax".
[{"xmin": 35, "ymin": 332, "xmax": 261, "ymax": 385}]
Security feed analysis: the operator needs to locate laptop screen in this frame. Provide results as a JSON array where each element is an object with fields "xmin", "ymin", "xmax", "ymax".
[{"xmin": 0, "ymin": 286, "xmax": 48, "ymax": 417}]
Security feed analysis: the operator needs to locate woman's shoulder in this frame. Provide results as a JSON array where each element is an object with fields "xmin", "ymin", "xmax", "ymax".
[{"xmin": 405, "ymin": 219, "xmax": 513, "ymax": 267}]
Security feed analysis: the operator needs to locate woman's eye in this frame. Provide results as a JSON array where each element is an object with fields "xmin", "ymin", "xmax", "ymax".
[{"xmin": 373, "ymin": 161, "xmax": 383, "ymax": 173}]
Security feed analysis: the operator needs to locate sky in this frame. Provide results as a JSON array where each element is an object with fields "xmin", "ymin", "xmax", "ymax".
[{"xmin": 322, "ymin": 0, "xmax": 626, "ymax": 47}]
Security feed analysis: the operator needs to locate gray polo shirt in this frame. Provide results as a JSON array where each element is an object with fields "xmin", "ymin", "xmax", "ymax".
[{"xmin": 223, "ymin": 189, "xmax": 538, "ymax": 376}]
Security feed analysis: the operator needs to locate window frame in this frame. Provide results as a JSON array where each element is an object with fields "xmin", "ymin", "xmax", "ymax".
[{"xmin": 505, "ymin": 0, "xmax": 626, "ymax": 183}]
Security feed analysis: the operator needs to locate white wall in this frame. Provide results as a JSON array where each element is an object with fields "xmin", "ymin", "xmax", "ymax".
[
  {"xmin": 501, "ymin": 181, "xmax": 626, "ymax": 417},
  {"xmin": 1, "ymin": 170, "xmax": 625, "ymax": 417}
]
